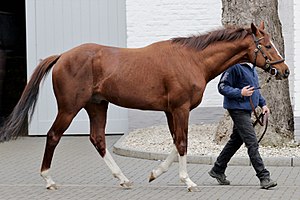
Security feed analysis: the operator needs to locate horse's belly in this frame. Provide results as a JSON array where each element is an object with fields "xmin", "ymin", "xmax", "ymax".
[
  {"xmin": 92, "ymin": 82, "xmax": 165, "ymax": 110},
  {"xmin": 105, "ymin": 92, "xmax": 167, "ymax": 111}
]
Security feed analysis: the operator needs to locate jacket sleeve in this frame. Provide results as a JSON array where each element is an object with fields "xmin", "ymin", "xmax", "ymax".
[{"xmin": 218, "ymin": 66, "xmax": 243, "ymax": 99}]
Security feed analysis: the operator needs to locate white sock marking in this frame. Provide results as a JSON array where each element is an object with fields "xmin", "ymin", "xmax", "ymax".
[
  {"xmin": 152, "ymin": 145, "xmax": 177, "ymax": 178},
  {"xmin": 40, "ymin": 169, "xmax": 56, "ymax": 189},
  {"xmin": 178, "ymin": 155, "xmax": 197, "ymax": 189},
  {"xmin": 103, "ymin": 149, "xmax": 130, "ymax": 185}
]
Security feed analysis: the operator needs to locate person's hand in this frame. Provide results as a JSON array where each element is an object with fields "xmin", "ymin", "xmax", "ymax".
[
  {"xmin": 262, "ymin": 105, "xmax": 270, "ymax": 114},
  {"xmin": 241, "ymin": 85, "xmax": 254, "ymax": 96}
]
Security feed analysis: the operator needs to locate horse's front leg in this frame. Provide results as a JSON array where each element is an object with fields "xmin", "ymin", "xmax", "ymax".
[
  {"xmin": 149, "ymin": 145, "xmax": 178, "ymax": 182},
  {"xmin": 173, "ymin": 107, "xmax": 197, "ymax": 191},
  {"xmin": 149, "ymin": 112, "xmax": 178, "ymax": 182},
  {"xmin": 85, "ymin": 102, "xmax": 132, "ymax": 188},
  {"xmin": 149, "ymin": 108, "xmax": 197, "ymax": 191},
  {"xmin": 178, "ymin": 154, "xmax": 197, "ymax": 192}
]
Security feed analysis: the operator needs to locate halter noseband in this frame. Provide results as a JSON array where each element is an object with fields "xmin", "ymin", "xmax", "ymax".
[{"xmin": 252, "ymin": 34, "xmax": 285, "ymax": 76}]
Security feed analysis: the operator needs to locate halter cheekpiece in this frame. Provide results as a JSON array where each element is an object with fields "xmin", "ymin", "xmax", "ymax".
[{"xmin": 252, "ymin": 34, "xmax": 285, "ymax": 76}]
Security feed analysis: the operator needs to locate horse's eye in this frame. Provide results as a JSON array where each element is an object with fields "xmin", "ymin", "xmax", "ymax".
[{"xmin": 265, "ymin": 45, "xmax": 272, "ymax": 49}]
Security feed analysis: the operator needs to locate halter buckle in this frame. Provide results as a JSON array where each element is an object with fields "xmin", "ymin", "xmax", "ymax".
[{"xmin": 265, "ymin": 63, "xmax": 270, "ymax": 69}]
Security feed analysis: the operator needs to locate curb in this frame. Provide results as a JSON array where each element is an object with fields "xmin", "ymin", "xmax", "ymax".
[{"xmin": 113, "ymin": 134, "xmax": 300, "ymax": 167}]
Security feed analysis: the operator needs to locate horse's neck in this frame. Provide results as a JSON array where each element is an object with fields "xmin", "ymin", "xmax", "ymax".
[{"xmin": 199, "ymin": 40, "xmax": 249, "ymax": 82}]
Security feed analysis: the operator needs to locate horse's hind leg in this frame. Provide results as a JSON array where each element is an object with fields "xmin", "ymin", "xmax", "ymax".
[
  {"xmin": 40, "ymin": 111, "xmax": 77, "ymax": 190},
  {"xmin": 149, "ymin": 112, "xmax": 178, "ymax": 182},
  {"xmin": 85, "ymin": 102, "xmax": 132, "ymax": 188}
]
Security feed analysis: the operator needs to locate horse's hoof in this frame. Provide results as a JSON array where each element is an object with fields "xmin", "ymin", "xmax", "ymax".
[
  {"xmin": 187, "ymin": 185, "xmax": 199, "ymax": 192},
  {"xmin": 120, "ymin": 181, "xmax": 133, "ymax": 188},
  {"xmin": 47, "ymin": 184, "xmax": 58, "ymax": 190},
  {"xmin": 149, "ymin": 172, "xmax": 156, "ymax": 182}
]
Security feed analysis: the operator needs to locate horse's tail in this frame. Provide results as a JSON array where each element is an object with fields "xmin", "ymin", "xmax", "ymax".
[{"xmin": 0, "ymin": 55, "xmax": 61, "ymax": 142}]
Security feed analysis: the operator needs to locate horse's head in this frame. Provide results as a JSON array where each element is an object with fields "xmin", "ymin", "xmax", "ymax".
[{"xmin": 248, "ymin": 21, "xmax": 289, "ymax": 79}]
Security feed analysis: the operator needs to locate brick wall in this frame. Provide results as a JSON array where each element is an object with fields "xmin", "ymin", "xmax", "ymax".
[
  {"xmin": 279, "ymin": 0, "xmax": 294, "ymax": 105},
  {"xmin": 293, "ymin": 0, "xmax": 300, "ymax": 141}
]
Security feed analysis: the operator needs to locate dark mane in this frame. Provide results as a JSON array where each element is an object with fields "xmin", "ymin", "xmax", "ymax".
[{"xmin": 171, "ymin": 26, "xmax": 250, "ymax": 51}]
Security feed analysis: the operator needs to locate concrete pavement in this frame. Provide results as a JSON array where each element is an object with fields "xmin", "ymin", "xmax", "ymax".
[
  {"xmin": 1, "ymin": 135, "xmax": 300, "ymax": 200},
  {"xmin": 1, "ymin": 107, "xmax": 300, "ymax": 199}
]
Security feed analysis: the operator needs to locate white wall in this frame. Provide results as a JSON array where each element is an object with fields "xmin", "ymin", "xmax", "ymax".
[
  {"xmin": 126, "ymin": 0, "xmax": 223, "ymax": 107},
  {"xmin": 293, "ymin": 0, "xmax": 300, "ymax": 141},
  {"xmin": 279, "ymin": 0, "xmax": 294, "ymax": 105},
  {"xmin": 279, "ymin": 0, "xmax": 300, "ymax": 141},
  {"xmin": 26, "ymin": 0, "xmax": 128, "ymax": 135}
]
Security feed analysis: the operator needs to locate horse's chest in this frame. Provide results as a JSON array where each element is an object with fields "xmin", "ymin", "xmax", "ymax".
[{"xmin": 189, "ymin": 83, "xmax": 205, "ymax": 107}]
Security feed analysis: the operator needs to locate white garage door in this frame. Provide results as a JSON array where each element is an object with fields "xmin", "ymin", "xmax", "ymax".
[{"xmin": 25, "ymin": 0, "xmax": 128, "ymax": 135}]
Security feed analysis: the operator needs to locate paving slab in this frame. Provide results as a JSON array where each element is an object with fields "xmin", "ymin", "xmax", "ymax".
[{"xmin": 0, "ymin": 136, "xmax": 300, "ymax": 200}]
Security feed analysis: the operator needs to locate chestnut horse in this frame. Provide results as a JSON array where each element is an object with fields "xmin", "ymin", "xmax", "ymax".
[{"xmin": 0, "ymin": 22, "xmax": 289, "ymax": 191}]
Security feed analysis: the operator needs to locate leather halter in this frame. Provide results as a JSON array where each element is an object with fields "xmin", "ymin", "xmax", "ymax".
[{"xmin": 252, "ymin": 34, "xmax": 285, "ymax": 76}]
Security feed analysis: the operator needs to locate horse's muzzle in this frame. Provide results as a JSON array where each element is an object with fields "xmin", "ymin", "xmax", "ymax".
[{"xmin": 275, "ymin": 69, "xmax": 290, "ymax": 80}]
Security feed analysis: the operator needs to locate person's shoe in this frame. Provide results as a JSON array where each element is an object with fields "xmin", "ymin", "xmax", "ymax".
[
  {"xmin": 260, "ymin": 178, "xmax": 277, "ymax": 189},
  {"xmin": 208, "ymin": 169, "xmax": 230, "ymax": 185}
]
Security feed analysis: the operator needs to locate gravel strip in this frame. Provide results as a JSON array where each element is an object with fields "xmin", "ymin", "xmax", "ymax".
[{"xmin": 120, "ymin": 124, "xmax": 300, "ymax": 158}]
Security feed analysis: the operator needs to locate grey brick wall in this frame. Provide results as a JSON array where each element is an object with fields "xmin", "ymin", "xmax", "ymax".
[{"xmin": 279, "ymin": 0, "xmax": 294, "ymax": 105}]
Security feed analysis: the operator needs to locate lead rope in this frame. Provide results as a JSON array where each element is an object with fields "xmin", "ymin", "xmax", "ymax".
[
  {"xmin": 250, "ymin": 97, "xmax": 269, "ymax": 143},
  {"xmin": 250, "ymin": 75, "xmax": 272, "ymax": 143}
]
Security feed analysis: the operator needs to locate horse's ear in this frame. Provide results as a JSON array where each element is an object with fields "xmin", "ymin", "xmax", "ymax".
[
  {"xmin": 251, "ymin": 23, "xmax": 258, "ymax": 34},
  {"xmin": 259, "ymin": 21, "xmax": 265, "ymax": 30}
]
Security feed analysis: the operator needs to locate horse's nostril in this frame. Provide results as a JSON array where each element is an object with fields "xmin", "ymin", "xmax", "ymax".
[{"xmin": 284, "ymin": 69, "xmax": 290, "ymax": 78}]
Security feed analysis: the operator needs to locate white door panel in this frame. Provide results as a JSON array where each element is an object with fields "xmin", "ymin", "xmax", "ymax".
[{"xmin": 26, "ymin": 0, "xmax": 127, "ymax": 135}]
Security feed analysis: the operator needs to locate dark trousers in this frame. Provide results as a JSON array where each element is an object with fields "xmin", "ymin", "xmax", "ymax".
[{"xmin": 212, "ymin": 109, "xmax": 270, "ymax": 180}]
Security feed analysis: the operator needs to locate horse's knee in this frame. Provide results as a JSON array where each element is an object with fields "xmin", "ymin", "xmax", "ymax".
[
  {"xmin": 90, "ymin": 135, "xmax": 106, "ymax": 157},
  {"xmin": 175, "ymin": 141, "xmax": 187, "ymax": 156}
]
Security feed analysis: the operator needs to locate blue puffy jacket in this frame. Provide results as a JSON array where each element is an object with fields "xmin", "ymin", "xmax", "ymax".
[{"xmin": 218, "ymin": 63, "xmax": 266, "ymax": 111}]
